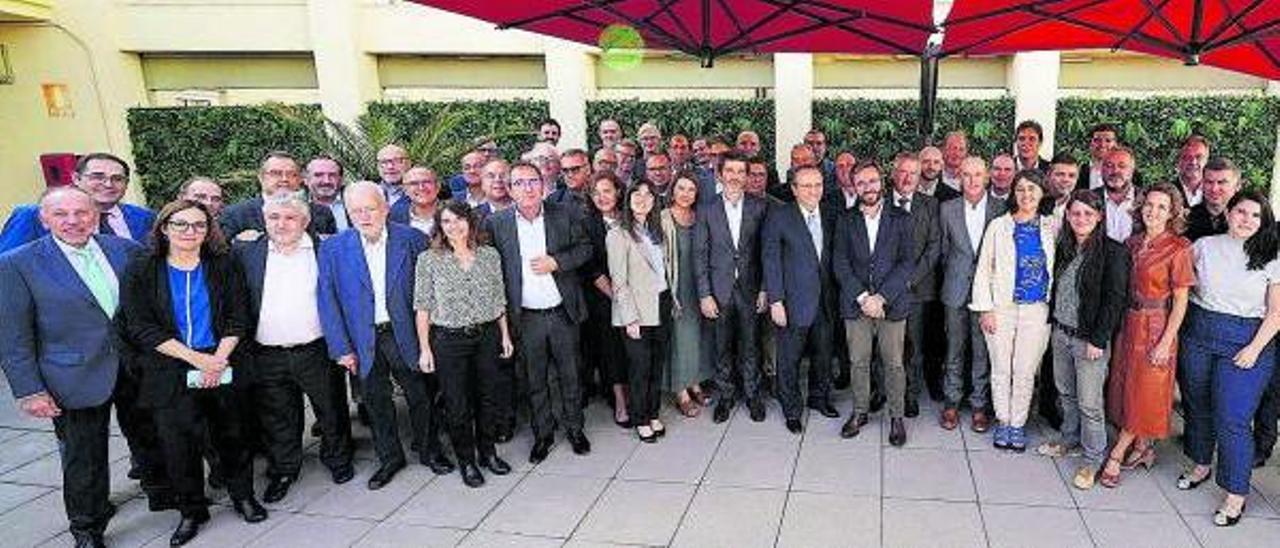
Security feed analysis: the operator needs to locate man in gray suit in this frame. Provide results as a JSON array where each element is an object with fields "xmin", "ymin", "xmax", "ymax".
[
  {"xmin": 937, "ymin": 157, "xmax": 1006, "ymax": 433},
  {"xmin": 890, "ymin": 152, "xmax": 941, "ymax": 419},
  {"xmin": 0, "ymin": 187, "xmax": 149, "ymax": 548}
]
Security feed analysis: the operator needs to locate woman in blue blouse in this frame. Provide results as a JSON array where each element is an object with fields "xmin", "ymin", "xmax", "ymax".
[{"xmin": 120, "ymin": 200, "xmax": 263, "ymax": 546}]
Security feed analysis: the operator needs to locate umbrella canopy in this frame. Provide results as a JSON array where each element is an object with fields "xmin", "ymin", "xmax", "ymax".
[
  {"xmin": 409, "ymin": 0, "xmax": 936, "ymax": 66},
  {"xmin": 941, "ymin": 0, "xmax": 1280, "ymax": 80}
]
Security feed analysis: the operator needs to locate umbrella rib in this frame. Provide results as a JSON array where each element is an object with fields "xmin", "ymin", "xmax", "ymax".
[
  {"xmin": 945, "ymin": 0, "xmax": 1066, "ymax": 27},
  {"xmin": 801, "ymin": 0, "xmax": 933, "ymax": 31},
  {"xmin": 1030, "ymin": 5, "xmax": 1184, "ymax": 53},
  {"xmin": 943, "ymin": 0, "xmax": 1107, "ymax": 55},
  {"xmin": 1249, "ymin": 38, "xmax": 1280, "ymax": 69},
  {"xmin": 1138, "ymin": 0, "xmax": 1188, "ymax": 44},
  {"xmin": 715, "ymin": 1, "xmax": 797, "ymax": 53},
  {"xmin": 592, "ymin": 1, "xmax": 696, "ymax": 52},
  {"xmin": 748, "ymin": 0, "xmax": 917, "ymax": 54},
  {"xmin": 728, "ymin": 12, "xmax": 870, "ymax": 53},
  {"xmin": 1111, "ymin": 0, "xmax": 1179, "ymax": 51},
  {"xmin": 1204, "ymin": 0, "xmax": 1266, "ymax": 46},
  {"xmin": 498, "ymin": 0, "xmax": 627, "ymax": 29},
  {"xmin": 651, "ymin": 0, "xmax": 699, "ymax": 46},
  {"xmin": 563, "ymin": 9, "xmax": 687, "ymax": 52},
  {"xmin": 1209, "ymin": 16, "xmax": 1280, "ymax": 50},
  {"xmin": 714, "ymin": 0, "xmax": 751, "ymax": 42}
]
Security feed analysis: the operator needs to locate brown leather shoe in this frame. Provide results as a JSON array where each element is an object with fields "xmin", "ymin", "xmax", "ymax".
[
  {"xmin": 971, "ymin": 411, "xmax": 991, "ymax": 433},
  {"xmin": 940, "ymin": 408, "xmax": 960, "ymax": 430}
]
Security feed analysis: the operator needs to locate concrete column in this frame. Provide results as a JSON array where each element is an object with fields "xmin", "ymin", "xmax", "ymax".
[
  {"xmin": 307, "ymin": 0, "xmax": 380, "ymax": 127},
  {"xmin": 773, "ymin": 53, "xmax": 813, "ymax": 175},
  {"xmin": 1268, "ymin": 81, "xmax": 1280, "ymax": 208},
  {"xmin": 1007, "ymin": 51, "xmax": 1061, "ymax": 158},
  {"xmin": 544, "ymin": 43, "xmax": 594, "ymax": 151}
]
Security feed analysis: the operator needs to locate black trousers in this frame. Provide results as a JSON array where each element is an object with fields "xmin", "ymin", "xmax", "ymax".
[
  {"xmin": 112, "ymin": 365, "xmax": 171, "ymax": 503},
  {"xmin": 776, "ymin": 311, "xmax": 835, "ymax": 421},
  {"xmin": 520, "ymin": 306, "xmax": 584, "ymax": 439},
  {"xmin": 904, "ymin": 301, "xmax": 928, "ymax": 404},
  {"xmin": 153, "ymin": 383, "xmax": 253, "ymax": 517},
  {"xmin": 711, "ymin": 289, "xmax": 760, "ymax": 403},
  {"xmin": 432, "ymin": 321, "xmax": 502, "ymax": 463},
  {"xmin": 256, "ymin": 340, "xmax": 353, "ymax": 478},
  {"xmin": 1254, "ymin": 357, "xmax": 1280, "ymax": 460},
  {"xmin": 53, "ymin": 402, "xmax": 113, "ymax": 535},
  {"xmin": 363, "ymin": 327, "xmax": 442, "ymax": 467},
  {"xmin": 624, "ymin": 293, "xmax": 673, "ymax": 424}
]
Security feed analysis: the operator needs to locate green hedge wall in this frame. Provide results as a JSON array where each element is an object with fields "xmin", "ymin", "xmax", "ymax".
[
  {"xmin": 586, "ymin": 99, "xmax": 776, "ymax": 152},
  {"xmin": 366, "ymin": 100, "xmax": 548, "ymax": 168},
  {"xmin": 1055, "ymin": 96, "xmax": 1280, "ymax": 190},
  {"xmin": 814, "ymin": 98, "xmax": 1015, "ymax": 163}
]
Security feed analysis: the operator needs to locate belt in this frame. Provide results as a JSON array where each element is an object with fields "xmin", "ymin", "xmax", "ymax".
[
  {"xmin": 258, "ymin": 338, "xmax": 324, "ymax": 352},
  {"xmin": 374, "ymin": 322, "xmax": 394, "ymax": 334},
  {"xmin": 1129, "ymin": 295, "xmax": 1169, "ymax": 311},
  {"xmin": 435, "ymin": 322, "xmax": 492, "ymax": 337},
  {"xmin": 521, "ymin": 305, "xmax": 562, "ymax": 315}
]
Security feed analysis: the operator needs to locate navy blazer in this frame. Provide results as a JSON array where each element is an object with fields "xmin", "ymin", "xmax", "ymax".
[
  {"xmin": 231, "ymin": 237, "xmax": 324, "ymax": 338},
  {"xmin": 220, "ymin": 196, "xmax": 338, "ymax": 241},
  {"xmin": 761, "ymin": 201, "xmax": 836, "ymax": 327},
  {"xmin": 0, "ymin": 235, "xmax": 142, "ymax": 408},
  {"xmin": 692, "ymin": 193, "xmax": 768, "ymax": 306},
  {"xmin": 0, "ymin": 203, "xmax": 154, "ymax": 254},
  {"xmin": 317, "ymin": 224, "xmax": 425, "ymax": 378},
  {"xmin": 483, "ymin": 201, "xmax": 593, "ymax": 326},
  {"xmin": 831, "ymin": 205, "xmax": 915, "ymax": 321}
]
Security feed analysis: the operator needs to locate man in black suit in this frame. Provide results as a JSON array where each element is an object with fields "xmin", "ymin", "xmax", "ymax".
[
  {"xmin": 762, "ymin": 167, "xmax": 839, "ymax": 433},
  {"xmin": 918, "ymin": 146, "xmax": 961, "ymax": 203},
  {"xmin": 234, "ymin": 196, "xmax": 354, "ymax": 504},
  {"xmin": 547, "ymin": 149, "xmax": 592, "ymax": 213},
  {"xmin": 694, "ymin": 152, "xmax": 770, "ymax": 424},
  {"xmin": 890, "ymin": 153, "xmax": 941, "ymax": 418},
  {"xmin": 832, "ymin": 160, "xmax": 915, "ymax": 446},
  {"xmin": 1014, "ymin": 120, "xmax": 1051, "ymax": 174},
  {"xmin": 220, "ymin": 151, "xmax": 338, "ymax": 242},
  {"xmin": 484, "ymin": 162, "xmax": 595, "ymax": 464}
]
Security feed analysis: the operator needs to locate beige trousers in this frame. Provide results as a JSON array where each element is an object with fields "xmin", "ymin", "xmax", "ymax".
[{"xmin": 981, "ymin": 303, "xmax": 1051, "ymax": 427}]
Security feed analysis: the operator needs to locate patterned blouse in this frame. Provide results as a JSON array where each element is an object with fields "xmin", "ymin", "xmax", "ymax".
[
  {"xmin": 413, "ymin": 245, "xmax": 507, "ymax": 328},
  {"xmin": 1012, "ymin": 218, "xmax": 1049, "ymax": 303}
]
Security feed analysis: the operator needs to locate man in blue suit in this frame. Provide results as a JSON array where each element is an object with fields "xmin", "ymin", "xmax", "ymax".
[
  {"xmin": 0, "ymin": 187, "xmax": 155, "ymax": 547},
  {"xmin": 832, "ymin": 160, "xmax": 915, "ymax": 446},
  {"xmin": 762, "ymin": 166, "xmax": 840, "ymax": 434},
  {"xmin": 0, "ymin": 152, "xmax": 155, "ymax": 254},
  {"xmin": 317, "ymin": 181, "xmax": 452, "ymax": 491}
]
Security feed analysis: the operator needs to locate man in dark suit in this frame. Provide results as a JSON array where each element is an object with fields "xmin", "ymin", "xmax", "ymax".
[
  {"xmin": 890, "ymin": 152, "xmax": 941, "ymax": 418},
  {"xmin": 0, "ymin": 187, "xmax": 162, "ymax": 547},
  {"xmin": 220, "ymin": 151, "xmax": 338, "ymax": 243},
  {"xmin": 547, "ymin": 149, "xmax": 593, "ymax": 213},
  {"xmin": 234, "ymin": 195, "xmax": 354, "ymax": 504},
  {"xmin": 694, "ymin": 152, "xmax": 770, "ymax": 424},
  {"xmin": 832, "ymin": 160, "xmax": 915, "ymax": 446},
  {"xmin": 484, "ymin": 162, "xmax": 595, "ymax": 464},
  {"xmin": 918, "ymin": 146, "xmax": 961, "ymax": 203},
  {"xmin": 937, "ymin": 157, "xmax": 1005, "ymax": 433},
  {"xmin": 1014, "ymin": 120, "xmax": 1052, "ymax": 173},
  {"xmin": 318, "ymin": 182, "xmax": 453, "ymax": 491},
  {"xmin": 762, "ymin": 166, "xmax": 839, "ymax": 434},
  {"xmin": 0, "ymin": 153, "xmax": 156, "ymax": 254}
]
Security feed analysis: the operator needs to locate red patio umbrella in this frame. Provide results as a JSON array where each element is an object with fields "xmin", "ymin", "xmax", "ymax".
[
  {"xmin": 408, "ymin": 0, "xmax": 936, "ymax": 67},
  {"xmin": 940, "ymin": 0, "xmax": 1280, "ymax": 80}
]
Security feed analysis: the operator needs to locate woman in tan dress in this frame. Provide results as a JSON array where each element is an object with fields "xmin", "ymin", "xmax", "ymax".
[{"xmin": 1101, "ymin": 183, "xmax": 1195, "ymax": 486}]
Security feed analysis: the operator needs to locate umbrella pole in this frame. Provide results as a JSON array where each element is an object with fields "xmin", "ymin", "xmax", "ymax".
[{"xmin": 918, "ymin": 44, "xmax": 940, "ymax": 147}]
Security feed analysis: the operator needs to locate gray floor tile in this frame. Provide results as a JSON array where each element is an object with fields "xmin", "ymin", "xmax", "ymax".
[
  {"xmin": 671, "ymin": 485, "xmax": 786, "ymax": 548},
  {"xmin": 791, "ymin": 442, "xmax": 880, "ymax": 496},
  {"xmin": 970, "ymin": 451, "xmax": 1074, "ymax": 507},
  {"xmin": 0, "ymin": 432, "xmax": 58, "ymax": 475},
  {"xmin": 1150, "ymin": 460, "xmax": 1279, "ymax": 518},
  {"xmin": 0, "ymin": 427, "xmax": 27, "ymax": 443},
  {"xmin": 534, "ymin": 430, "xmax": 637, "ymax": 479},
  {"xmin": 723, "ymin": 399, "xmax": 790, "ymax": 440},
  {"xmin": 458, "ymin": 530, "xmax": 565, "ymax": 547},
  {"xmin": 1080, "ymin": 509, "xmax": 1200, "ymax": 548},
  {"xmin": 883, "ymin": 413, "xmax": 965, "ymax": 451},
  {"xmin": 1054, "ymin": 458, "xmax": 1176, "ymax": 513},
  {"xmin": 387, "ymin": 469, "xmax": 523, "ymax": 529},
  {"xmin": 881, "ymin": 498, "xmax": 985, "ymax": 548},
  {"xmin": 0, "ymin": 482, "xmax": 52, "ymax": 514},
  {"xmin": 573, "ymin": 479, "xmax": 695, "ymax": 546},
  {"xmin": 882, "ymin": 448, "xmax": 976, "ymax": 501},
  {"xmin": 776, "ymin": 492, "xmax": 879, "ymax": 548},
  {"xmin": 302, "ymin": 461, "xmax": 433, "ymax": 520},
  {"xmin": 44, "ymin": 497, "xmax": 170, "ymax": 548},
  {"xmin": 618, "ymin": 429, "xmax": 720, "ymax": 484},
  {"xmin": 246, "ymin": 514, "xmax": 374, "ymax": 548},
  {"xmin": 1187, "ymin": 512, "xmax": 1280, "ymax": 548},
  {"xmin": 2, "ymin": 453, "xmax": 66, "ymax": 488},
  {"xmin": 139, "ymin": 505, "xmax": 280, "ymax": 548},
  {"xmin": 703, "ymin": 436, "xmax": 799, "ymax": 490},
  {"xmin": 480, "ymin": 473, "xmax": 608, "ymax": 537},
  {"xmin": 351, "ymin": 523, "xmax": 467, "ymax": 548},
  {"xmin": 803, "ymin": 410, "xmax": 883, "ymax": 449},
  {"xmin": 0, "ymin": 489, "xmax": 70, "ymax": 547},
  {"xmin": 982, "ymin": 504, "xmax": 1092, "ymax": 548}
]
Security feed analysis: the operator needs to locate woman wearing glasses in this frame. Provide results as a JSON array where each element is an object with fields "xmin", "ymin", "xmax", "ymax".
[{"xmin": 119, "ymin": 200, "xmax": 265, "ymax": 546}]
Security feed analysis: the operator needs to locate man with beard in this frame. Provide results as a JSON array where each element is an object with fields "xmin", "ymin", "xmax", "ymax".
[
  {"xmin": 375, "ymin": 144, "xmax": 412, "ymax": 207},
  {"xmin": 305, "ymin": 155, "xmax": 349, "ymax": 232},
  {"xmin": 539, "ymin": 118, "xmax": 561, "ymax": 146},
  {"xmin": 918, "ymin": 146, "xmax": 960, "ymax": 202},
  {"xmin": 1098, "ymin": 147, "xmax": 1140, "ymax": 242},
  {"xmin": 1175, "ymin": 135, "xmax": 1210, "ymax": 207}
]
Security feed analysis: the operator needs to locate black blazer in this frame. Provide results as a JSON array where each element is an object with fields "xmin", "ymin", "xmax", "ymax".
[
  {"xmin": 220, "ymin": 197, "xmax": 338, "ymax": 241},
  {"xmin": 484, "ymin": 201, "xmax": 593, "ymax": 326},
  {"xmin": 582, "ymin": 211, "xmax": 612, "ymax": 287},
  {"xmin": 119, "ymin": 252, "xmax": 250, "ymax": 408},
  {"xmin": 1051, "ymin": 236, "xmax": 1131, "ymax": 349},
  {"xmin": 897, "ymin": 193, "xmax": 942, "ymax": 303},
  {"xmin": 831, "ymin": 205, "xmax": 915, "ymax": 321},
  {"xmin": 692, "ymin": 193, "xmax": 769, "ymax": 306},
  {"xmin": 931, "ymin": 182, "xmax": 962, "ymax": 203},
  {"xmin": 761, "ymin": 201, "xmax": 836, "ymax": 327}
]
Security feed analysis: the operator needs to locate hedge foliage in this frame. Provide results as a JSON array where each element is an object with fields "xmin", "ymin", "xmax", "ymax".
[
  {"xmin": 366, "ymin": 100, "xmax": 548, "ymax": 170},
  {"xmin": 813, "ymin": 98, "xmax": 1016, "ymax": 163}
]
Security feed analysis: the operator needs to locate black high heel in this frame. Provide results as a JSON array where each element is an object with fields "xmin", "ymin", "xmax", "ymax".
[
  {"xmin": 1176, "ymin": 468, "xmax": 1212, "ymax": 490},
  {"xmin": 1213, "ymin": 501, "xmax": 1246, "ymax": 527}
]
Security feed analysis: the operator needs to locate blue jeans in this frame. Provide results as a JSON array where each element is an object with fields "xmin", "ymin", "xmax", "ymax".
[{"xmin": 1178, "ymin": 305, "xmax": 1277, "ymax": 495}]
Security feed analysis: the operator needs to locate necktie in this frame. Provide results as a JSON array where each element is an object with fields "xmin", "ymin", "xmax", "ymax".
[
  {"xmin": 98, "ymin": 213, "xmax": 116, "ymax": 236},
  {"xmin": 806, "ymin": 213, "xmax": 822, "ymax": 260},
  {"xmin": 898, "ymin": 197, "xmax": 910, "ymax": 212},
  {"xmin": 74, "ymin": 247, "xmax": 117, "ymax": 315}
]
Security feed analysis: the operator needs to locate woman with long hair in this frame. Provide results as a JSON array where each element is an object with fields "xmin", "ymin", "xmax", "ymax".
[
  {"xmin": 583, "ymin": 170, "xmax": 630, "ymax": 425},
  {"xmin": 661, "ymin": 173, "xmax": 710, "ymax": 416},
  {"xmin": 1176, "ymin": 190, "xmax": 1280, "ymax": 527},
  {"xmin": 1102, "ymin": 183, "xmax": 1194, "ymax": 486},
  {"xmin": 607, "ymin": 180, "xmax": 673, "ymax": 442},
  {"xmin": 119, "ymin": 200, "xmax": 265, "ymax": 546}
]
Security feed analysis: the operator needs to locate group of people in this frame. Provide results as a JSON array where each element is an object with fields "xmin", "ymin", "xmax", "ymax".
[{"xmin": 0, "ymin": 116, "xmax": 1278, "ymax": 548}]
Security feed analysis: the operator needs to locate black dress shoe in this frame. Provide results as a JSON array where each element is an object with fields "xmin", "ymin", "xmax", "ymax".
[
  {"xmin": 422, "ymin": 452, "xmax": 456, "ymax": 475},
  {"xmin": 127, "ymin": 463, "xmax": 144, "ymax": 480},
  {"xmin": 1253, "ymin": 452, "xmax": 1271, "ymax": 469},
  {"xmin": 713, "ymin": 401, "xmax": 733, "ymax": 423},
  {"xmin": 495, "ymin": 426, "xmax": 514, "ymax": 444},
  {"xmin": 889, "ymin": 418, "xmax": 908, "ymax": 446},
  {"xmin": 529, "ymin": 437, "xmax": 553, "ymax": 464},
  {"xmin": 232, "ymin": 496, "xmax": 268, "ymax": 523},
  {"xmin": 331, "ymin": 465, "xmax": 355, "ymax": 484},
  {"xmin": 840, "ymin": 413, "xmax": 868, "ymax": 439},
  {"xmin": 905, "ymin": 399, "xmax": 920, "ymax": 418},
  {"xmin": 169, "ymin": 514, "xmax": 209, "ymax": 546},
  {"xmin": 459, "ymin": 462, "xmax": 486, "ymax": 488},
  {"xmin": 808, "ymin": 401, "xmax": 839, "ymax": 418},
  {"xmin": 785, "ymin": 418, "xmax": 803, "ymax": 434},
  {"xmin": 870, "ymin": 394, "xmax": 886, "ymax": 413},
  {"xmin": 567, "ymin": 431, "xmax": 592, "ymax": 455},
  {"xmin": 262, "ymin": 475, "xmax": 294, "ymax": 503},
  {"xmin": 748, "ymin": 399, "xmax": 766, "ymax": 422},
  {"xmin": 478, "ymin": 452, "xmax": 512, "ymax": 475},
  {"xmin": 72, "ymin": 530, "xmax": 105, "ymax": 548},
  {"xmin": 367, "ymin": 461, "xmax": 405, "ymax": 490}
]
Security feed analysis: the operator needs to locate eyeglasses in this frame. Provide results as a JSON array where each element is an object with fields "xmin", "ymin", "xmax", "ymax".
[
  {"xmin": 511, "ymin": 178, "xmax": 544, "ymax": 188},
  {"xmin": 166, "ymin": 220, "xmax": 209, "ymax": 233},
  {"xmin": 83, "ymin": 172, "xmax": 128, "ymax": 186},
  {"xmin": 563, "ymin": 164, "xmax": 589, "ymax": 173}
]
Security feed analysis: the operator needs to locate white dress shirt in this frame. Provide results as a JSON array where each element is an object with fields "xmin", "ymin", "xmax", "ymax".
[
  {"xmin": 409, "ymin": 210, "xmax": 435, "ymax": 238},
  {"xmin": 1088, "ymin": 165, "xmax": 1105, "ymax": 190},
  {"xmin": 54, "ymin": 236, "xmax": 119, "ymax": 304},
  {"xmin": 256, "ymin": 234, "xmax": 324, "ymax": 345},
  {"xmin": 327, "ymin": 201, "xmax": 350, "ymax": 232},
  {"xmin": 361, "ymin": 229, "xmax": 391, "ymax": 324},
  {"xmin": 893, "ymin": 191, "xmax": 914, "ymax": 213},
  {"xmin": 843, "ymin": 190, "xmax": 858, "ymax": 209},
  {"xmin": 864, "ymin": 204, "xmax": 882, "ymax": 255},
  {"xmin": 723, "ymin": 195, "xmax": 744, "ymax": 248},
  {"xmin": 515, "ymin": 209, "xmax": 563, "ymax": 309},
  {"xmin": 1182, "ymin": 182, "xmax": 1203, "ymax": 207},
  {"xmin": 1104, "ymin": 187, "xmax": 1137, "ymax": 242},
  {"xmin": 100, "ymin": 205, "xmax": 132, "ymax": 240},
  {"xmin": 942, "ymin": 171, "xmax": 961, "ymax": 192},
  {"xmin": 963, "ymin": 196, "xmax": 988, "ymax": 254}
]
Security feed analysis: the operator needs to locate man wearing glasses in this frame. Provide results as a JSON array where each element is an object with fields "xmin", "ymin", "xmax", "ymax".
[
  {"xmin": 548, "ymin": 149, "xmax": 592, "ymax": 213},
  {"xmin": 0, "ymin": 152, "xmax": 156, "ymax": 253},
  {"xmin": 375, "ymin": 144, "xmax": 412, "ymax": 207},
  {"xmin": 219, "ymin": 151, "xmax": 337, "ymax": 242}
]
